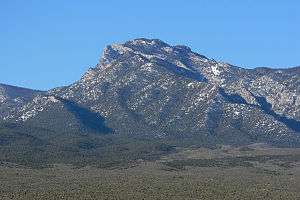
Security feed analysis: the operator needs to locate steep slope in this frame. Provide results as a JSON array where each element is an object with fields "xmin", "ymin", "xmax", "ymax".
[{"xmin": 2, "ymin": 38, "xmax": 300, "ymax": 148}]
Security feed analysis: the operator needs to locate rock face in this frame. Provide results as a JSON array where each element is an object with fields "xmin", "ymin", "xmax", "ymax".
[{"xmin": 1, "ymin": 38, "xmax": 300, "ymax": 146}]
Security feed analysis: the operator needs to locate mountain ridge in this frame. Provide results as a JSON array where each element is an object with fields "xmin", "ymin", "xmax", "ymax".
[{"xmin": 1, "ymin": 38, "xmax": 300, "ymax": 149}]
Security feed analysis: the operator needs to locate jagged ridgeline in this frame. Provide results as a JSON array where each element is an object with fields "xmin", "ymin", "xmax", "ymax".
[{"xmin": 1, "ymin": 38, "xmax": 300, "ymax": 167}]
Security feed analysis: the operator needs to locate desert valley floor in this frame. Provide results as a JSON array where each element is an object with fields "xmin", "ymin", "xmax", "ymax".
[{"xmin": 1, "ymin": 145, "xmax": 300, "ymax": 200}]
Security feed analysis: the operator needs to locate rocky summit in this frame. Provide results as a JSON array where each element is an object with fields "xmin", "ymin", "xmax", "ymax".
[{"xmin": 1, "ymin": 38, "xmax": 300, "ymax": 150}]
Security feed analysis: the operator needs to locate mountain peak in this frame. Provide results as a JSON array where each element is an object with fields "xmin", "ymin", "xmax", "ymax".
[
  {"xmin": 99, "ymin": 38, "xmax": 194, "ymax": 67},
  {"xmin": 124, "ymin": 38, "xmax": 170, "ymax": 48},
  {"xmin": 99, "ymin": 43, "xmax": 133, "ymax": 65}
]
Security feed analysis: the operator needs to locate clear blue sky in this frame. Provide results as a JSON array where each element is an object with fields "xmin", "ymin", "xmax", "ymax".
[{"xmin": 1, "ymin": 0, "xmax": 299, "ymax": 90}]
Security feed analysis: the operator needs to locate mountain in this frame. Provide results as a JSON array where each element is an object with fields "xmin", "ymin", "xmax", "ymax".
[
  {"xmin": 0, "ymin": 84, "xmax": 44, "ymax": 120},
  {"xmin": 1, "ymin": 38, "xmax": 300, "ymax": 167}
]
